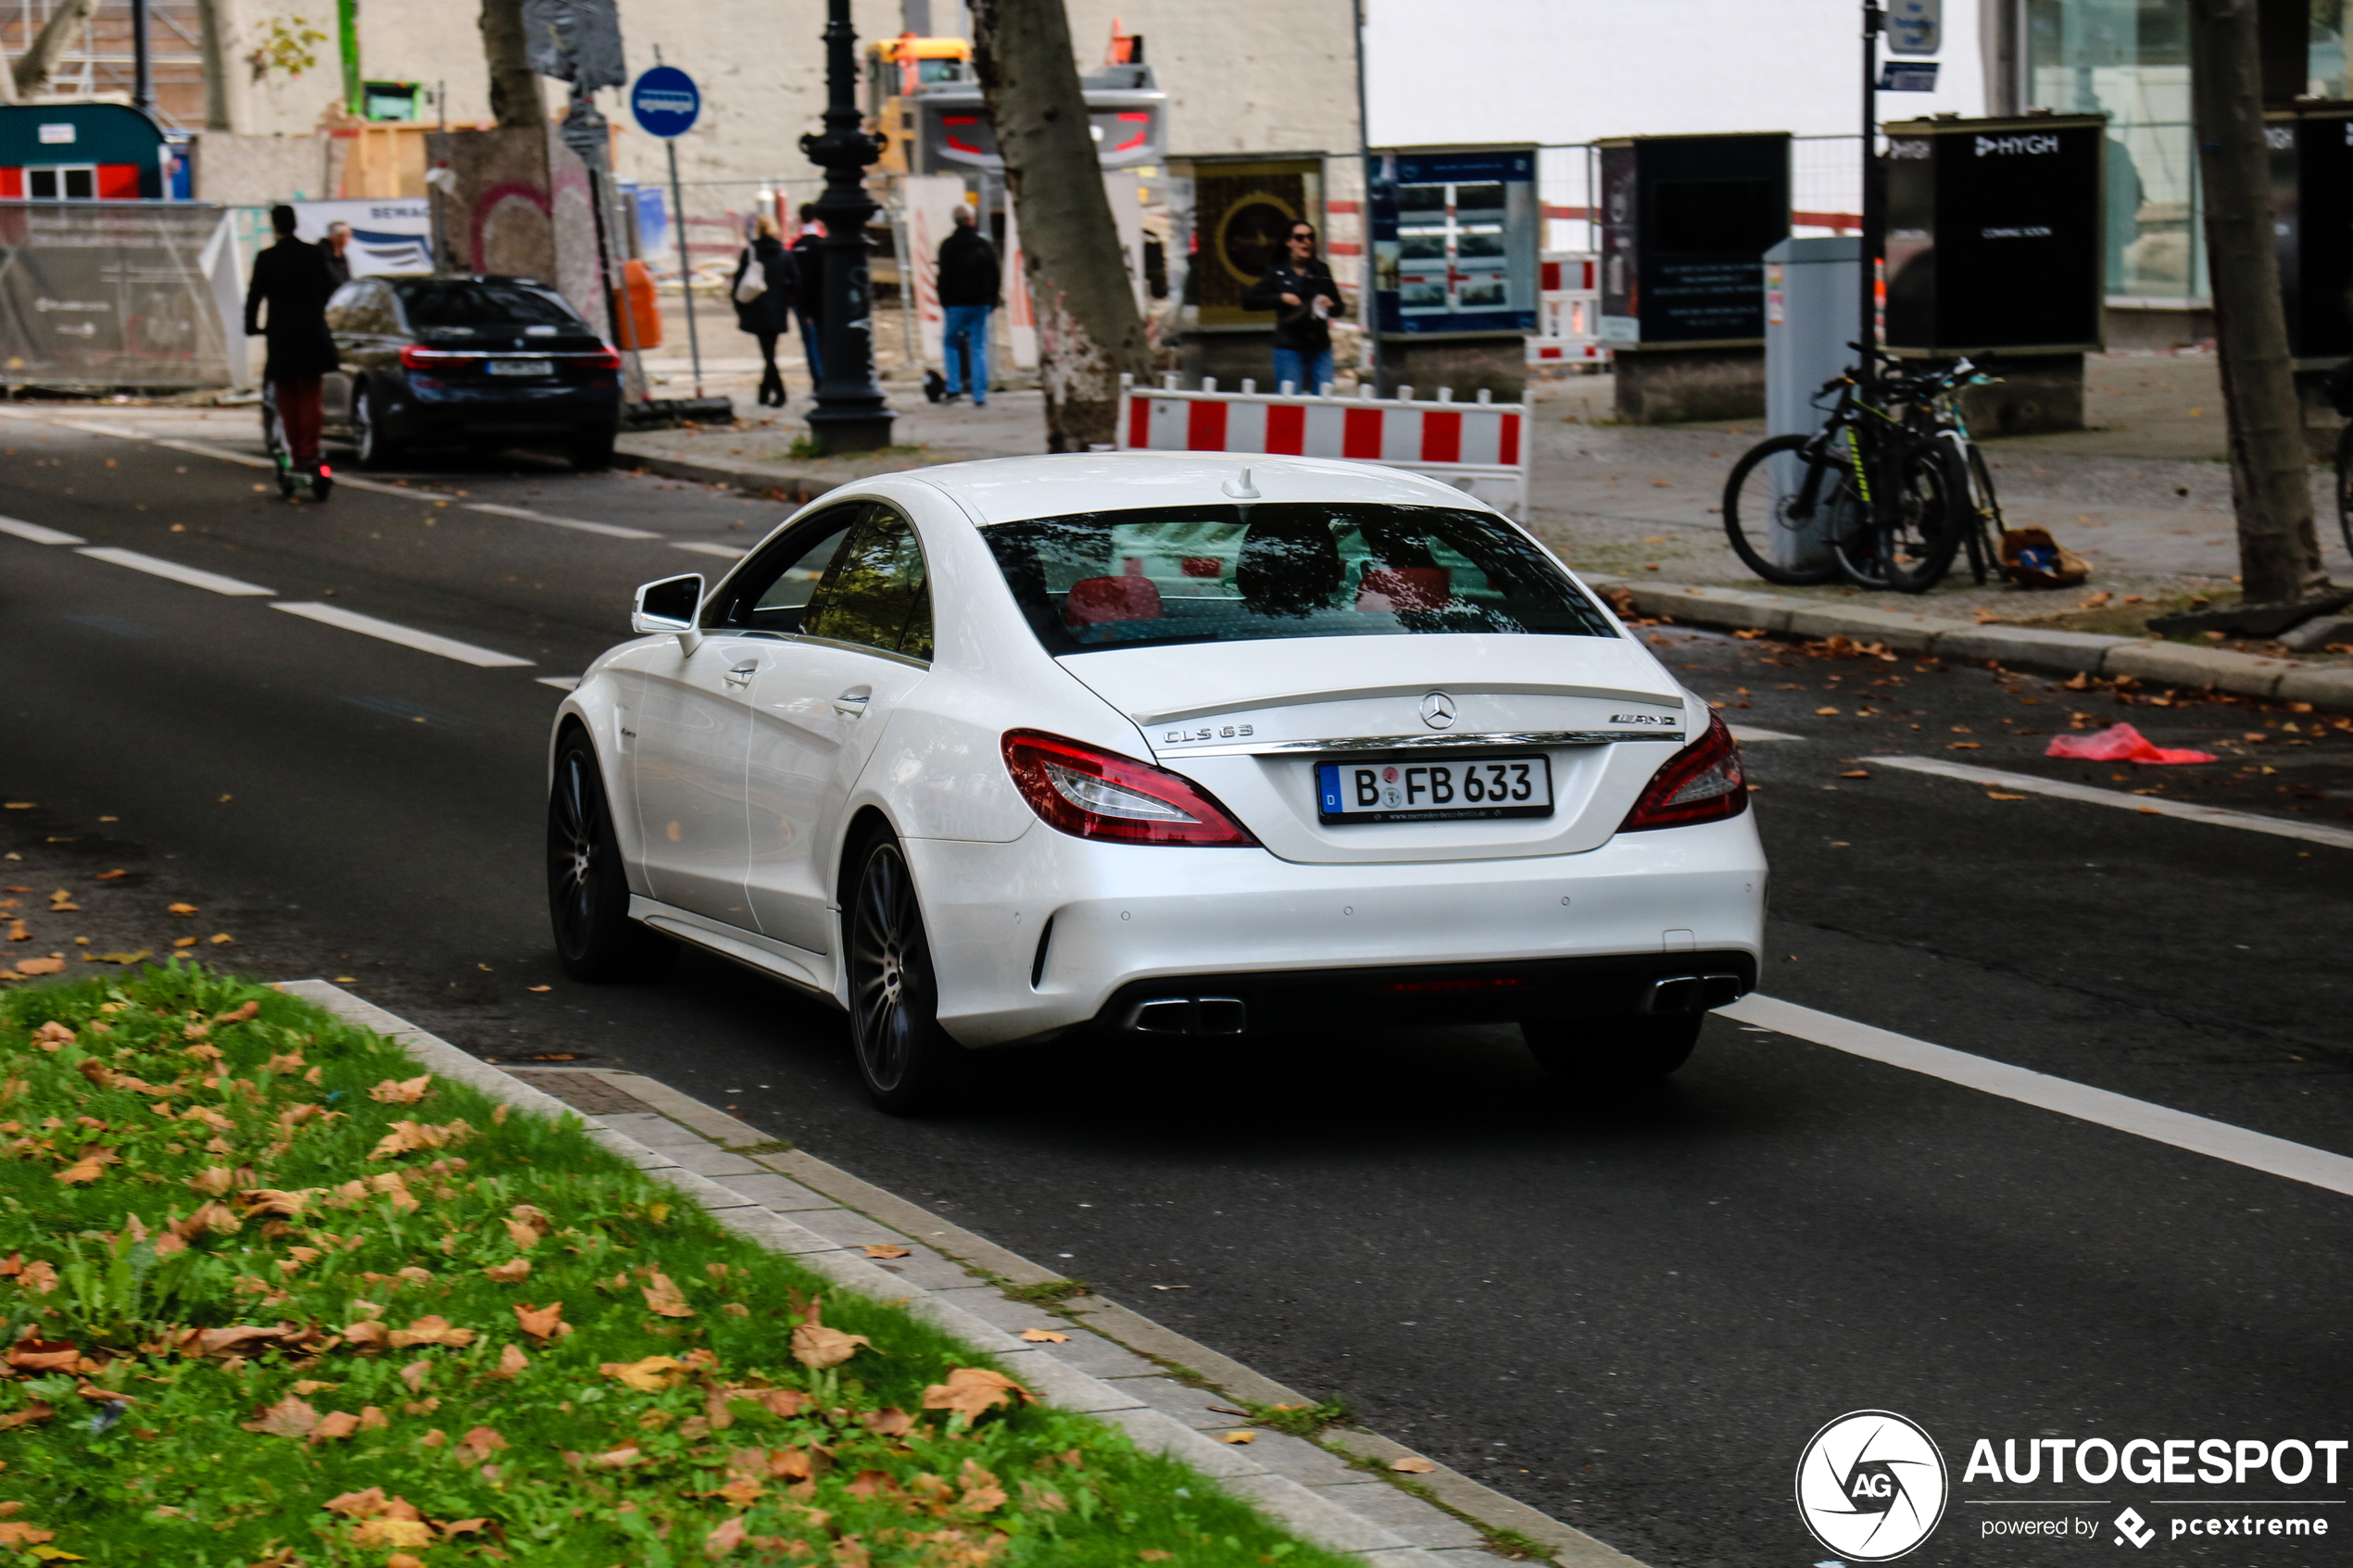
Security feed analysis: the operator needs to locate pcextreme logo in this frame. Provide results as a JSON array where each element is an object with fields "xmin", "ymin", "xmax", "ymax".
[{"xmin": 1795, "ymin": 1410, "xmax": 1951, "ymax": 1562}]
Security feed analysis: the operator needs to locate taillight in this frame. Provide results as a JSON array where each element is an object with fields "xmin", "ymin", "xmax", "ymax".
[
  {"xmin": 1619, "ymin": 710, "xmax": 1747, "ymax": 832},
  {"xmin": 586, "ymin": 345, "xmax": 623, "ymax": 370},
  {"xmin": 1001, "ymin": 730, "xmax": 1259, "ymax": 847},
  {"xmin": 398, "ymin": 344, "xmax": 474, "ymax": 370}
]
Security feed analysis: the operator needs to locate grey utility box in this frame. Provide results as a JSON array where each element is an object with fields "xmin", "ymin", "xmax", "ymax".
[
  {"xmin": 1763, "ymin": 235, "xmax": 1860, "ymax": 440},
  {"xmin": 1760, "ymin": 236, "xmax": 1860, "ymax": 572}
]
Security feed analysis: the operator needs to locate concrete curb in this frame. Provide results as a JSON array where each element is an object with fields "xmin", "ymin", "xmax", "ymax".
[
  {"xmin": 613, "ymin": 439, "xmax": 937, "ymax": 505},
  {"xmin": 1602, "ymin": 578, "xmax": 2353, "ymax": 713},
  {"xmin": 277, "ymin": 981, "xmax": 1639, "ymax": 1568}
]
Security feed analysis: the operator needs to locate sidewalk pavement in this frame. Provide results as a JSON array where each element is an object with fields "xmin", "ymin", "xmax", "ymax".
[{"xmin": 285, "ymin": 979, "xmax": 1639, "ymax": 1568}]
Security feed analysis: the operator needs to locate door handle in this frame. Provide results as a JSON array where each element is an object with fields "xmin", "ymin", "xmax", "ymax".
[
  {"xmin": 724, "ymin": 660, "xmax": 758, "ymax": 688},
  {"xmin": 832, "ymin": 687, "xmax": 872, "ymax": 718}
]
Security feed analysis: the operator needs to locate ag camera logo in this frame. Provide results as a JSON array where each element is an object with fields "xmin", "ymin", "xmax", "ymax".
[{"xmin": 1795, "ymin": 1411, "xmax": 1949, "ymax": 1561}]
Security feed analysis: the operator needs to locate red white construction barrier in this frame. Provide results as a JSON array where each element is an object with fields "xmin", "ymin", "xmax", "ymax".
[
  {"xmin": 1115, "ymin": 373, "xmax": 1529, "ymax": 515},
  {"xmin": 1531, "ymin": 251, "xmax": 1609, "ymax": 365}
]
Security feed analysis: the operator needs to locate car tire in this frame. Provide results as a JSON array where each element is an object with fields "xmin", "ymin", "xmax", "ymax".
[
  {"xmin": 844, "ymin": 830, "xmax": 964, "ymax": 1114},
  {"xmin": 1524, "ymin": 1014, "xmax": 1703, "ymax": 1084},
  {"xmin": 353, "ymin": 384, "xmax": 400, "ymax": 469},
  {"xmin": 571, "ymin": 429, "xmax": 617, "ymax": 472},
  {"xmin": 547, "ymin": 731, "xmax": 676, "ymax": 983}
]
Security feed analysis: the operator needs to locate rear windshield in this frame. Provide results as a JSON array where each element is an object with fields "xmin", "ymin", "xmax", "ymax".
[
  {"xmin": 981, "ymin": 503, "xmax": 1617, "ymax": 656},
  {"xmin": 393, "ymin": 280, "xmax": 583, "ymax": 328}
]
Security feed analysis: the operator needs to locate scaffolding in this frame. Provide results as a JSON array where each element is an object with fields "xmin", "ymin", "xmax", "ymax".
[{"xmin": 3, "ymin": 0, "xmax": 209, "ymax": 128}]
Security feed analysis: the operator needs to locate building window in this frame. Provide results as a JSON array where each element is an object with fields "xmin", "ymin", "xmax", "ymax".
[{"xmin": 26, "ymin": 166, "xmax": 98, "ymax": 200}]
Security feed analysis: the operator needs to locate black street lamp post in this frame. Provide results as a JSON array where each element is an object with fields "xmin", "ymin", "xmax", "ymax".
[{"xmin": 800, "ymin": 0, "xmax": 894, "ymax": 454}]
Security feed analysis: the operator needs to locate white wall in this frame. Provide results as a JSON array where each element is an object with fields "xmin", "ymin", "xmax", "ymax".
[{"xmin": 1363, "ymin": 0, "xmax": 1990, "ymax": 148}]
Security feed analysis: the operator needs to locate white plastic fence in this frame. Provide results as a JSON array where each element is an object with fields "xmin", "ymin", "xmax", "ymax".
[
  {"xmin": 1530, "ymin": 251, "xmax": 1607, "ymax": 366},
  {"xmin": 1115, "ymin": 373, "xmax": 1529, "ymax": 516}
]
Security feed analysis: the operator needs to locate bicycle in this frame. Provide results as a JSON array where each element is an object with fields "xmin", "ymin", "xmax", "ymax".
[
  {"xmin": 1909, "ymin": 357, "xmax": 2006, "ymax": 584},
  {"xmin": 1720, "ymin": 348, "xmax": 1957, "ymax": 593}
]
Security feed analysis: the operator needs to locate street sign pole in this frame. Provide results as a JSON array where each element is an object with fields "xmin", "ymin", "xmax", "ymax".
[
  {"xmin": 1859, "ymin": 0, "xmax": 1884, "ymax": 401},
  {"xmin": 667, "ymin": 137, "xmax": 704, "ymax": 397}
]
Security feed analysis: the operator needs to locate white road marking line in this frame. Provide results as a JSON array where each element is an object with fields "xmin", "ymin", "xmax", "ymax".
[
  {"xmin": 75, "ymin": 546, "xmax": 273, "ymax": 596},
  {"xmin": 673, "ymin": 540, "xmax": 747, "ymax": 559},
  {"xmin": 52, "ymin": 420, "xmax": 143, "ymax": 439},
  {"xmin": 1724, "ymin": 994, "xmax": 2353, "ymax": 1200},
  {"xmin": 1730, "ymin": 726, "xmax": 1801, "ymax": 742},
  {"xmin": 535, "ymin": 675, "xmax": 583, "ymax": 691},
  {"xmin": 466, "ymin": 501, "xmax": 661, "ymax": 540},
  {"xmin": 1863, "ymin": 754, "xmax": 2353, "ymax": 852},
  {"xmin": 272, "ymin": 602, "xmax": 535, "ymax": 668},
  {"xmin": 332, "ymin": 473, "xmax": 415, "ymax": 496},
  {"xmin": 157, "ymin": 438, "xmax": 273, "ymax": 470},
  {"xmin": 0, "ymin": 516, "xmax": 86, "ymax": 546}
]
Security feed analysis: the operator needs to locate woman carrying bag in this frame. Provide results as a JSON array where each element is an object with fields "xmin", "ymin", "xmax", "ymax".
[{"xmin": 732, "ymin": 216, "xmax": 800, "ymax": 408}]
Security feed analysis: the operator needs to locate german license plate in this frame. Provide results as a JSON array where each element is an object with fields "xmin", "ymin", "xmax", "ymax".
[
  {"xmin": 488, "ymin": 358, "xmax": 553, "ymax": 376},
  {"xmin": 1315, "ymin": 755, "xmax": 1554, "ymax": 824}
]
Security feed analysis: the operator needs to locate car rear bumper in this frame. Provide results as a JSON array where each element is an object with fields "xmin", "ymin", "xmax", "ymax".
[
  {"xmin": 904, "ymin": 812, "xmax": 1768, "ymax": 1047},
  {"xmin": 385, "ymin": 378, "xmax": 621, "ymax": 438}
]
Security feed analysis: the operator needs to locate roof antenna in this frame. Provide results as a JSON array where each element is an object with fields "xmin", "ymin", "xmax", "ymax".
[{"xmin": 1221, "ymin": 465, "xmax": 1261, "ymax": 499}]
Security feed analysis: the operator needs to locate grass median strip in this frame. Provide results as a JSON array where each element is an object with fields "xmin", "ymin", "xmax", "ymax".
[{"xmin": 0, "ymin": 964, "xmax": 1353, "ymax": 1565}]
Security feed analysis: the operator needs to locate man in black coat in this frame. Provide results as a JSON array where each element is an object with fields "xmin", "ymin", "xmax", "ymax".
[
  {"xmin": 732, "ymin": 215, "xmax": 800, "ymax": 408},
  {"xmin": 935, "ymin": 203, "xmax": 1000, "ymax": 406},
  {"xmin": 1242, "ymin": 220, "xmax": 1344, "ymax": 394},
  {"xmin": 791, "ymin": 205, "xmax": 826, "ymax": 383},
  {"xmin": 243, "ymin": 204, "xmax": 340, "ymax": 475}
]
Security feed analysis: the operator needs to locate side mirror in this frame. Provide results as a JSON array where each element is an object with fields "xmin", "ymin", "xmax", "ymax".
[{"xmin": 632, "ymin": 573, "xmax": 705, "ymax": 653}]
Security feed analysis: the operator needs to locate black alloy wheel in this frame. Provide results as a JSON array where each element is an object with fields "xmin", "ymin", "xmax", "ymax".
[
  {"xmin": 571, "ymin": 429, "xmax": 617, "ymax": 472},
  {"xmin": 846, "ymin": 834, "xmax": 963, "ymax": 1114},
  {"xmin": 547, "ymin": 734, "xmax": 675, "ymax": 982},
  {"xmin": 354, "ymin": 384, "xmax": 399, "ymax": 470},
  {"xmin": 1524, "ymin": 1014, "xmax": 1704, "ymax": 1084}
]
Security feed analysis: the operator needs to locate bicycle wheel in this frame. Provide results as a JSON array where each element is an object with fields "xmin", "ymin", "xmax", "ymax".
[
  {"xmin": 1963, "ymin": 443, "xmax": 2005, "ymax": 585},
  {"xmin": 1721, "ymin": 433, "xmax": 1845, "ymax": 585},
  {"xmin": 1833, "ymin": 439, "xmax": 1959, "ymax": 593},
  {"xmin": 2335, "ymin": 422, "xmax": 2353, "ymax": 562}
]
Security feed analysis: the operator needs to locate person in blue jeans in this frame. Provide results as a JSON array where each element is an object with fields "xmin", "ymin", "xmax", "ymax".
[
  {"xmin": 791, "ymin": 206, "xmax": 826, "ymax": 383},
  {"xmin": 1244, "ymin": 221, "xmax": 1343, "ymax": 393},
  {"xmin": 935, "ymin": 203, "xmax": 1000, "ymax": 405}
]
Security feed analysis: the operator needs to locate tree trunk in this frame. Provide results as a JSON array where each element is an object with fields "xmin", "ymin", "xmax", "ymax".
[
  {"xmin": 970, "ymin": 0, "xmax": 1148, "ymax": 452},
  {"xmin": 2190, "ymin": 0, "xmax": 2328, "ymax": 605},
  {"xmin": 196, "ymin": 0, "xmax": 231, "ymax": 130},
  {"xmin": 479, "ymin": 0, "xmax": 544, "ymax": 130},
  {"xmin": 11, "ymin": 0, "xmax": 100, "ymax": 98}
]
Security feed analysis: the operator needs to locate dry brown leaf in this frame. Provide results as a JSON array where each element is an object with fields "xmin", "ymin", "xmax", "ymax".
[
  {"xmin": 239, "ymin": 1394, "xmax": 320, "ymax": 1437},
  {"xmin": 0, "ymin": 1402, "xmax": 54, "ymax": 1432},
  {"xmin": 350, "ymin": 1517, "xmax": 434, "ymax": 1549},
  {"xmin": 398, "ymin": 1360, "xmax": 431, "ymax": 1394},
  {"xmin": 167, "ymin": 902, "xmax": 197, "ymax": 916},
  {"xmin": 865, "ymin": 1407, "xmax": 915, "ymax": 1436},
  {"xmin": 1987, "ymin": 791, "xmax": 2029, "ymax": 801},
  {"xmin": 512, "ymin": 1300, "xmax": 570, "ymax": 1344},
  {"xmin": 31, "ymin": 1022, "xmax": 72, "ymax": 1048},
  {"xmin": 368, "ymin": 1075, "xmax": 433, "ymax": 1105},
  {"xmin": 705, "ymin": 1514, "xmax": 749, "ymax": 1558},
  {"xmin": 13, "ymin": 958, "xmax": 65, "ymax": 976},
  {"xmin": 601, "ymin": 1355, "xmax": 686, "ymax": 1392},
  {"xmin": 186, "ymin": 1166, "xmax": 235, "ymax": 1197},
  {"xmin": 921, "ymin": 1366, "xmax": 1032, "ymax": 1423},
  {"xmin": 490, "ymin": 1342, "xmax": 530, "ymax": 1379},
  {"xmin": 1018, "ymin": 1329, "xmax": 1069, "ymax": 1344},
  {"xmin": 1390, "ymin": 1455, "xmax": 1437, "ymax": 1474},
  {"xmin": 483, "ymin": 1258, "xmax": 530, "ymax": 1284},
  {"xmin": 310, "ymin": 1410, "xmax": 362, "ymax": 1443},
  {"xmin": 862, "ymin": 1243, "xmax": 912, "ymax": 1260},
  {"xmin": 386, "ymin": 1315, "xmax": 476, "ymax": 1349},
  {"xmin": 588, "ymin": 1445, "xmax": 644, "ymax": 1467},
  {"xmin": 789, "ymin": 1313, "xmax": 870, "ymax": 1371},
  {"xmin": 1219, "ymin": 1430, "xmax": 1255, "ymax": 1445},
  {"xmin": 640, "ymin": 1269, "xmax": 695, "ymax": 1318},
  {"xmin": 0, "ymin": 1522, "xmax": 55, "ymax": 1548},
  {"xmin": 53, "ymin": 1157, "xmax": 106, "ymax": 1185}
]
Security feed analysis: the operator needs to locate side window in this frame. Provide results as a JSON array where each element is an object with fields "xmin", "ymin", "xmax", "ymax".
[
  {"xmin": 803, "ymin": 507, "xmax": 933, "ymax": 660},
  {"xmin": 703, "ymin": 504, "xmax": 861, "ymax": 633},
  {"xmin": 324, "ymin": 282, "xmax": 364, "ymax": 332}
]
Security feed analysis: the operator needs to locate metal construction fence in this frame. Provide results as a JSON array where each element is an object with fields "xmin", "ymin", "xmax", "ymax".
[
  {"xmin": 0, "ymin": 200, "xmax": 245, "ymax": 389},
  {"xmin": 1534, "ymin": 137, "xmax": 1864, "ymax": 254}
]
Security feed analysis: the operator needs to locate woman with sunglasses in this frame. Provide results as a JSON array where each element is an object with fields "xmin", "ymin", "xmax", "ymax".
[{"xmin": 1242, "ymin": 221, "xmax": 1345, "ymax": 394}]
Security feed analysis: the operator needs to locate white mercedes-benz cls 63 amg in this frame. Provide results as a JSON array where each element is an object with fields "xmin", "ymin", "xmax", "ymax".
[{"xmin": 547, "ymin": 452, "xmax": 1765, "ymax": 1110}]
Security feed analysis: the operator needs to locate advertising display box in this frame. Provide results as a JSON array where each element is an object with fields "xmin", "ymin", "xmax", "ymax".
[
  {"xmin": 1178, "ymin": 154, "xmax": 1327, "ymax": 386},
  {"xmin": 1883, "ymin": 113, "xmax": 2105, "ymax": 434},
  {"xmin": 1596, "ymin": 132, "xmax": 1790, "ymax": 423},
  {"xmin": 1367, "ymin": 144, "xmax": 1540, "ymax": 399}
]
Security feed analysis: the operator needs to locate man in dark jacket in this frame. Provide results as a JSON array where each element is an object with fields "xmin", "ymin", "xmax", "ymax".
[
  {"xmin": 733, "ymin": 215, "xmax": 800, "ymax": 408},
  {"xmin": 1242, "ymin": 220, "xmax": 1344, "ymax": 394},
  {"xmin": 935, "ymin": 203, "xmax": 1000, "ymax": 407},
  {"xmin": 243, "ymin": 204, "xmax": 340, "ymax": 478},
  {"xmin": 791, "ymin": 206, "xmax": 826, "ymax": 383}
]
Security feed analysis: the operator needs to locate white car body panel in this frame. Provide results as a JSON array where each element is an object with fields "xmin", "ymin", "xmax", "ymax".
[{"xmin": 552, "ymin": 452, "xmax": 1768, "ymax": 1047}]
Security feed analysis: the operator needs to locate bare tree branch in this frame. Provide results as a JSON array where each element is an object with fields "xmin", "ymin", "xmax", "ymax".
[{"xmin": 12, "ymin": 0, "xmax": 102, "ymax": 99}]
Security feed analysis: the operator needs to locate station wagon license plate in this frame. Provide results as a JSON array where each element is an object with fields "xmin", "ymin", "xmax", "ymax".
[
  {"xmin": 1315, "ymin": 755, "xmax": 1554, "ymax": 824},
  {"xmin": 488, "ymin": 358, "xmax": 553, "ymax": 376}
]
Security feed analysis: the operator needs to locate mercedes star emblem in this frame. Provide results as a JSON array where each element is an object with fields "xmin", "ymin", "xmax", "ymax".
[{"xmin": 1419, "ymin": 692, "xmax": 1456, "ymax": 730}]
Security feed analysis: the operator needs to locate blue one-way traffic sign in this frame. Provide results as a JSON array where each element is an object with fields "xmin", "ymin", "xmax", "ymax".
[{"xmin": 630, "ymin": 66, "xmax": 700, "ymax": 138}]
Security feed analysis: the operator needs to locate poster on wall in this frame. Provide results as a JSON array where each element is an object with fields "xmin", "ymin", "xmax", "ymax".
[
  {"xmin": 1367, "ymin": 145, "xmax": 1538, "ymax": 336},
  {"xmin": 292, "ymin": 198, "xmax": 432, "ymax": 277},
  {"xmin": 1189, "ymin": 157, "xmax": 1323, "ymax": 328}
]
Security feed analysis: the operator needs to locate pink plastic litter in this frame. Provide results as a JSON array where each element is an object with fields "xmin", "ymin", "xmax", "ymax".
[{"xmin": 2044, "ymin": 722, "xmax": 2218, "ymax": 765}]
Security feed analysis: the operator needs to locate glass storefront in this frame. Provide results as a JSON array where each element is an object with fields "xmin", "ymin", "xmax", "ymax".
[{"xmin": 2024, "ymin": 0, "xmax": 2350, "ymax": 305}]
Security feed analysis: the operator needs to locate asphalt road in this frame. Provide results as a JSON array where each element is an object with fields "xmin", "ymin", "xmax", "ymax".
[{"xmin": 4, "ymin": 409, "xmax": 2349, "ymax": 1568}]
